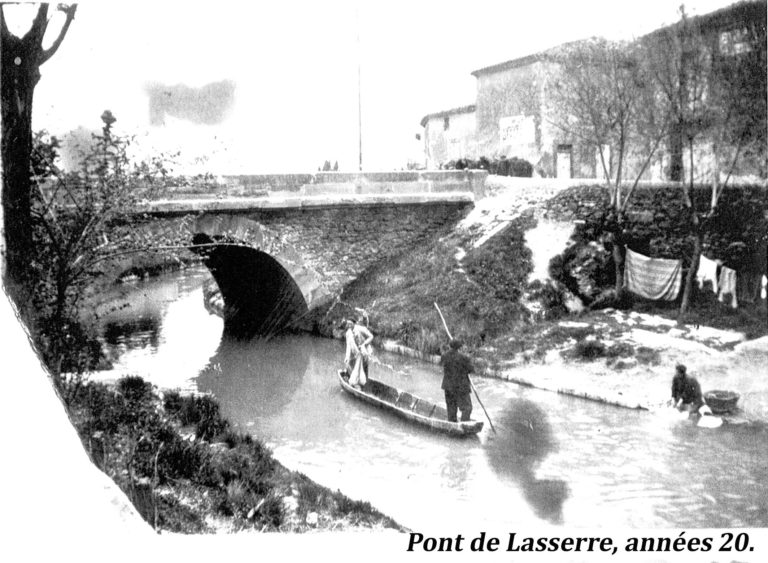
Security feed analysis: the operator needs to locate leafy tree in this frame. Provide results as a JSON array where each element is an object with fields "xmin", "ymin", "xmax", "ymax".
[
  {"xmin": 30, "ymin": 112, "xmax": 168, "ymax": 376},
  {"xmin": 1, "ymin": 3, "xmax": 77, "ymax": 297}
]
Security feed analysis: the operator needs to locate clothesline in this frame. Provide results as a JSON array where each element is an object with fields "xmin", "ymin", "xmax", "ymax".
[{"xmin": 623, "ymin": 246, "xmax": 766, "ymax": 307}]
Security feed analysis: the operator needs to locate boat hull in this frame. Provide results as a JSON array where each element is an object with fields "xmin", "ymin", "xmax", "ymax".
[{"xmin": 337, "ymin": 370, "xmax": 483, "ymax": 437}]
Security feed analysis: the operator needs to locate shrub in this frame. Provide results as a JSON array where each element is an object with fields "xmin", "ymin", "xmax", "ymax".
[
  {"xmin": 441, "ymin": 155, "xmax": 533, "ymax": 177},
  {"xmin": 573, "ymin": 339, "xmax": 606, "ymax": 360},
  {"xmin": 166, "ymin": 393, "xmax": 230, "ymax": 441},
  {"xmin": 220, "ymin": 429, "xmax": 254, "ymax": 449},
  {"xmin": 528, "ymin": 280, "xmax": 569, "ymax": 320},
  {"xmin": 155, "ymin": 494, "xmax": 208, "ymax": 533},
  {"xmin": 162, "ymin": 389, "xmax": 184, "ymax": 415},
  {"xmin": 117, "ymin": 375, "xmax": 154, "ymax": 405},
  {"xmin": 155, "ymin": 435, "xmax": 210, "ymax": 482},
  {"xmin": 606, "ymin": 342, "xmax": 634, "ymax": 358},
  {"xmin": 193, "ymin": 396, "xmax": 229, "ymax": 441},
  {"xmin": 257, "ymin": 492, "xmax": 284, "ymax": 529}
]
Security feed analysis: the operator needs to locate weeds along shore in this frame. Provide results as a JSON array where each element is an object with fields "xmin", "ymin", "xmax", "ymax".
[{"xmin": 62, "ymin": 375, "xmax": 404, "ymax": 534}]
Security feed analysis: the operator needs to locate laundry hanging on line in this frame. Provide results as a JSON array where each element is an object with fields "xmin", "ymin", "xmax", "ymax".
[
  {"xmin": 623, "ymin": 247, "xmax": 682, "ymax": 301},
  {"xmin": 696, "ymin": 255, "xmax": 719, "ymax": 293}
]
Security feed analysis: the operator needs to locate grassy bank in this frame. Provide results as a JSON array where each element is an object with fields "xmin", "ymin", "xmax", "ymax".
[
  {"xmin": 316, "ymin": 215, "xmax": 535, "ymax": 355},
  {"xmin": 64, "ymin": 375, "xmax": 403, "ymax": 533}
]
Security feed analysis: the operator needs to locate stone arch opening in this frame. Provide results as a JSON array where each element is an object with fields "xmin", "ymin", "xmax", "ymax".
[{"xmin": 192, "ymin": 233, "xmax": 308, "ymax": 339}]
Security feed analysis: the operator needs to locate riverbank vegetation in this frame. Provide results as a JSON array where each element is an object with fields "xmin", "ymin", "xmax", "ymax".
[{"xmin": 64, "ymin": 374, "xmax": 403, "ymax": 533}]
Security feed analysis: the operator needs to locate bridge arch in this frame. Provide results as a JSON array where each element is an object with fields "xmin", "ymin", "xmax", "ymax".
[{"xmin": 191, "ymin": 214, "xmax": 332, "ymax": 338}]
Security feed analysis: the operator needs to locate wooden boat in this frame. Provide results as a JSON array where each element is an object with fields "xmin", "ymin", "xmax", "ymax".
[{"xmin": 337, "ymin": 370, "xmax": 484, "ymax": 437}]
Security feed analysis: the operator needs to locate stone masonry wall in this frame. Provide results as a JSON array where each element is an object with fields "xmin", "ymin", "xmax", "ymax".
[
  {"xmin": 545, "ymin": 183, "xmax": 768, "ymax": 269},
  {"xmin": 244, "ymin": 202, "xmax": 470, "ymax": 290}
]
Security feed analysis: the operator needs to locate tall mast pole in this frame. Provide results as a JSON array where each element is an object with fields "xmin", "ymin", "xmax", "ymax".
[{"xmin": 356, "ymin": 4, "xmax": 363, "ymax": 171}]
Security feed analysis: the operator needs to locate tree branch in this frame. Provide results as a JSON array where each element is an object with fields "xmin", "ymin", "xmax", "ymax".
[
  {"xmin": 40, "ymin": 4, "xmax": 77, "ymax": 64},
  {"xmin": 0, "ymin": 5, "xmax": 9, "ymax": 38},
  {"xmin": 18, "ymin": 3, "xmax": 49, "ymax": 49}
]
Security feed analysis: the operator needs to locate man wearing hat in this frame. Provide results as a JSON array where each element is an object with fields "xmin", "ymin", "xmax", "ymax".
[{"xmin": 441, "ymin": 339, "xmax": 474, "ymax": 422}]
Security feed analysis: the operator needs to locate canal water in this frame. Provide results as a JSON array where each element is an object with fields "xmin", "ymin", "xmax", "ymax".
[{"xmin": 95, "ymin": 268, "xmax": 768, "ymax": 532}]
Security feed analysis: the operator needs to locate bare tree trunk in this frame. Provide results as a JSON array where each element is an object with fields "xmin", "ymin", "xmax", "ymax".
[
  {"xmin": 1, "ymin": 4, "xmax": 77, "ymax": 299},
  {"xmin": 613, "ymin": 242, "xmax": 624, "ymax": 294},
  {"xmin": 1, "ymin": 27, "xmax": 40, "ymax": 290},
  {"xmin": 678, "ymin": 139, "xmax": 700, "ymax": 323},
  {"xmin": 710, "ymin": 140, "xmax": 720, "ymax": 209},
  {"xmin": 669, "ymin": 122, "xmax": 684, "ymax": 182},
  {"xmin": 678, "ymin": 226, "xmax": 701, "ymax": 322}
]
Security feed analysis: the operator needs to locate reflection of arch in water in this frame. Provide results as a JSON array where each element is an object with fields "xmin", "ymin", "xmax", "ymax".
[
  {"xmin": 195, "ymin": 336, "xmax": 310, "ymax": 427},
  {"xmin": 485, "ymin": 398, "xmax": 569, "ymax": 524}
]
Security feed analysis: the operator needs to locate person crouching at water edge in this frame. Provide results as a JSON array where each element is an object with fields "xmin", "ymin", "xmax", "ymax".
[
  {"xmin": 344, "ymin": 318, "xmax": 374, "ymax": 389},
  {"xmin": 670, "ymin": 363, "xmax": 712, "ymax": 416},
  {"xmin": 441, "ymin": 339, "xmax": 474, "ymax": 422}
]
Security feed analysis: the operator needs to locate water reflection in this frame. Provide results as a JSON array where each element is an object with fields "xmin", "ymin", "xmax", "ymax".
[
  {"xmin": 485, "ymin": 398, "xmax": 570, "ymax": 524},
  {"xmin": 102, "ymin": 316, "xmax": 162, "ymax": 348},
  {"xmin": 439, "ymin": 443, "xmax": 473, "ymax": 489},
  {"xmin": 196, "ymin": 336, "xmax": 309, "ymax": 426}
]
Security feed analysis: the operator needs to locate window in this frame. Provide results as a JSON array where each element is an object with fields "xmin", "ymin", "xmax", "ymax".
[{"xmin": 443, "ymin": 116, "xmax": 450, "ymax": 131}]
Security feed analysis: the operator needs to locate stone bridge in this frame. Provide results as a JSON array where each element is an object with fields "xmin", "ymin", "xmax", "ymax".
[{"xmin": 124, "ymin": 171, "xmax": 487, "ymax": 337}]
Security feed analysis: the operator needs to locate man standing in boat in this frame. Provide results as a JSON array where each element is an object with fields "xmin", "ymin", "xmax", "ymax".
[
  {"xmin": 441, "ymin": 339, "xmax": 474, "ymax": 422},
  {"xmin": 344, "ymin": 318, "xmax": 374, "ymax": 389}
]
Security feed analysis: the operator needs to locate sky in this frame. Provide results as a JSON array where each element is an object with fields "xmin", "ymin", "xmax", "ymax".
[{"xmin": 4, "ymin": 0, "xmax": 739, "ymax": 173}]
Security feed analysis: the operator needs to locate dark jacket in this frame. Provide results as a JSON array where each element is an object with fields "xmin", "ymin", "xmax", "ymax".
[
  {"xmin": 672, "ymin": 373, "xmax": 704, "ymax": 408},
  {"xmin": 441, "ymin": 349, "xmax": 473, "ymax": 394}
]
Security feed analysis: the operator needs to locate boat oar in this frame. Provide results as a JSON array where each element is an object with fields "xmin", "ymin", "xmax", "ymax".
[{"xmin": 433, "ymin": 302, "xmax": 496, "ymax": 434}]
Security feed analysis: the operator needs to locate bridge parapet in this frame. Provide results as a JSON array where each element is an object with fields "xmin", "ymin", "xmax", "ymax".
[{"xmin": 163, "ymin": 170, "xmax": 487, "ymax": 201}]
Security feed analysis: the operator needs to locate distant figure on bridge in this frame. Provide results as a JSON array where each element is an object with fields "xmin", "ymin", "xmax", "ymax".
[
  {"xmin": 670, "ymin": 364, "xmax": 711, "ymax": 415},
  {"xmin": 344, "ymin": 318, "xmax": 374, "ymax": 389},
  {"xmin": 441, "ymin": 339, "xmax": 474, "ymax": 422}
]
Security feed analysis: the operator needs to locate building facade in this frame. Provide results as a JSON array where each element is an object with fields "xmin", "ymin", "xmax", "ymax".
[{"xmin": 420, "ymin": 105, "xmax": 476, "ymax": 169}]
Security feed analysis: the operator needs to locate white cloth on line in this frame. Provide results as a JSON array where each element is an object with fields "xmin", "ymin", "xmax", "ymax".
[
  {"xmin": 762, "ymin": 275, "xmax": 767, "ymax": 300},
  {"xmin": 717, "ymin": 266, "xmax": 738, "ymax": 308},
  {"xmin": 696, "ymin": 255, "xmax": 719, "ymax": 293},
  {"xmin": 623, "ymin": 247, "xmax": 682, "ymax": 301}
]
